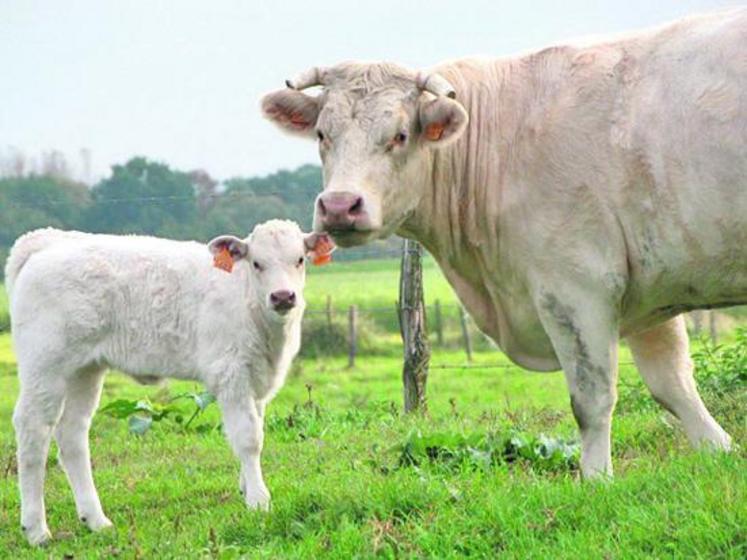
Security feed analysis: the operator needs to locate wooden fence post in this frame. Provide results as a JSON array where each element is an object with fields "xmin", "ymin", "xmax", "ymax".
[
  {"xmin": 434, "ymin": 299, "xmax": 444, "ymax": 347},
  {"xmin": 325, "ymin": 295, "xmax": 333, "ymax": 330},
  {"xmin": 399, "ymin": 239, "xmax": 431, "ymax": 413},
  {"xmin": 459, "ymin": 304, "xmax": 473, "ymax": 363},
  {"xmin": 691, "ymin": 311, "xmax": 703, "ymax": 334},
  {"xmin": 348, "ymin": 305, "xmax": 357, "ymax": 368},
  {"xmin": 709, "ymin": 310, "xmax": 718, "ymax": 344}
]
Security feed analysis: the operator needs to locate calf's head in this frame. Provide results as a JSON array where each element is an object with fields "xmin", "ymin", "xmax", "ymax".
[
  {"xmin": 208, "ymin": 220, "xmax": 334, "ymax": 317},
  {"xmin": 261, "ymin": 63, "xmax": 468, "ymax": 247}
]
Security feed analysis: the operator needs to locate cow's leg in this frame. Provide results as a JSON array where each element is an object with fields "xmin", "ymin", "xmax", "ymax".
[
  {"xmin": 627, "ymin": 316, "xmax": 731, "ymax": 449},
  {"xmin": 538, "ymin": 293, "xmax": 619, "ymax": 478},
  {"xmin": 13, "ymin": 376, "xmax": 66, "ymax": 545},
  {"xmin": 54, "ymin": 367, "xmax": 113, "ymax": 532},
  {"xmin": 217, "ymin": 391, "xmax": 269, "ymax": 509}
]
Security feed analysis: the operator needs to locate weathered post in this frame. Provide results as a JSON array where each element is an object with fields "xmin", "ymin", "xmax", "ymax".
[
  {"xmin": 459, "ymin": 304, "xmax": 473, "ymax": 363},
  {"xmin": 398, "ymin": 239, "xmax": 431, "ymax": 413},
  {"xmin": 348, "ymin": 305, "xmax": 357, "ymax": 368},
  {"xmin": 434, "ymin": 299, "xmax": 444, "ymax": 347},
  {"xmin": 709, "ymin": 310, "xmax": 718, "ymax": 344},
  {"xmin": 325, "ymin": 294, "xmax": 333, "ymax": 330},
  {"xmin": 691, "ymin": 311, "xmax": 703, "ymax": 334}
]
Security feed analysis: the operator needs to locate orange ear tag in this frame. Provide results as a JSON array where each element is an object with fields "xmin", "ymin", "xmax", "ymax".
[
  {"xmin": 312, "ymin": 253, "xmax": 332, "ymax": 266},
  {"xmin": 213, "ymin": 247, "xmax": 234, "ymax": 273},
  {"xmin": 311, "ymin": 237, "xmax": 336, "ymax": 266},
  {"xmin": 425, "ymin": 122, "xmax": 445, "ymax": 141}
]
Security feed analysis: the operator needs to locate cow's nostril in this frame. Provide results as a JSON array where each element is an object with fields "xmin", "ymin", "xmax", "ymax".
[
  {"xmin": 317, "ymin": 198, "xmax": 327, "ymax": 216},
  {"xmin": 349, "ymin": 197, "xmax": 364, "ymax": 215}
]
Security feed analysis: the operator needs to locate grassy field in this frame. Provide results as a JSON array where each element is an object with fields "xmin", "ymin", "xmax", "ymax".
[
  {"xmin": 304, "ymin": 256, "xmax": 458, "ymax": 309},
  {"xmin": 0, "ymin": 261, "xmax": 745, "ymax": 558}
]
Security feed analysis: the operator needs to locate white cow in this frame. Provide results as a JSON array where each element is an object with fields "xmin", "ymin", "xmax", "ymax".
[
  {"xmin": 5, "ymin": 221, "xmax": 333, "ymax": 545},
  {"xmin": 262, "ymin": 10, "xmax": 745, "ymax": 478}
]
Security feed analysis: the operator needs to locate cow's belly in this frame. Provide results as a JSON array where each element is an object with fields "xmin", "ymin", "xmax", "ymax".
[
  {"xmin": 476, "ymin": 301, "xmax": 561, "ymax": 372},
  {"xmin": 435, "ymin": 259, "xmax": 561, "ymax": 371},
  {"xmin": 619, "ymin": 215, "xmax": 747, "ymax": 335}
]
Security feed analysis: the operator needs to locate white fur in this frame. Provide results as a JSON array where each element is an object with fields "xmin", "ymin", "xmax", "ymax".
[{"xmin": 7, "ymin": 220, "xmax": 313, "ymax": 545}]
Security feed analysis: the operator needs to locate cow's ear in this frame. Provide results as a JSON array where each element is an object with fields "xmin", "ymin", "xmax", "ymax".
[
  {"xmin": 418, "ymin": 97, "xmax": 468, "ymax": 148},
  {"xmin": 207, "ymin": 235, "xmax": 249, "ymax": 260},
  {"xmin": 261, "ymin": 88, "xmax": 320, "ymax": 138}
]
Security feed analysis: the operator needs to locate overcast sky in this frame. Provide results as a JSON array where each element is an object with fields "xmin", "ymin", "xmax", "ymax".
[{"xmin": 0, "ymin": 0, "xmax": 741, "ymax": 181}]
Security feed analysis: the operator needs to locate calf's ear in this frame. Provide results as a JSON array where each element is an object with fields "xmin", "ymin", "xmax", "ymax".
[
  {"xmin": 304, "ymin": 232, "xmax": 336, "ymax": 266},
  {"xmin": 261, "ymin": 88, "xmax": 320, "ymax": 138},
  {"xmin": 418, "ymin": 97, "xmax": 468, "ymax": 148},
  {"xmin": 207, "ymin": 235, "xmax": 249, "ymax": 259}
]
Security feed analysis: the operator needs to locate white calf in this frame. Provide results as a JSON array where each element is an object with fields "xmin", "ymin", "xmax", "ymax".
[{"xmin": 5, "ymin": 221, "xmax": 334, "ymax": 545}]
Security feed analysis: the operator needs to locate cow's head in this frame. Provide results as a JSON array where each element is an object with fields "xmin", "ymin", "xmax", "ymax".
[
  {"xmin": 208, "ymin": 220, "xmax": 334, "ymax": 319},
  {"xmin": 261, "ymin": 63, "xmax": 468, "ymax": 247}
]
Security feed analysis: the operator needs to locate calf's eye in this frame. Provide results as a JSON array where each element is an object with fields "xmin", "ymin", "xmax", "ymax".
[
  {"xmin": 297, "ymin": 257, "xmax": 304, "ymax": 267},
  {"xmin": 253, "ymin": 261, "xmax": 263, "ymax": 271},
  {"xmin": 316, "ymin": 130, "xmax": 325, "ymax": 142}
]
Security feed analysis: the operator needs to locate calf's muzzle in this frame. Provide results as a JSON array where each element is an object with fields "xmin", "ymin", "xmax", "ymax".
[{"xmin": 269, "ymin": 290, "xmax": 296, "ymax": 312}]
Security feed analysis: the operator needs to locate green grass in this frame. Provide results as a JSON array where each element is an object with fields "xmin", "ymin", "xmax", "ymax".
[
  {"xmin": 0, "ymin": 283, "xmax": 8, "ymax": 332},
  {"xmin": 305, "ymin": 256, "xmax": 458, "ymax": 310},
  {"xmin": 0, "ymin": 262, "xmax": 746, "ymax": 557},
  {"xmin": 1, "ymin": 334, "xmax": 745, "ymax": 558}
]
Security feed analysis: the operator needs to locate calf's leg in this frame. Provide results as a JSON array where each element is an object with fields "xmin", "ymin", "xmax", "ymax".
[
  {"xmin": 627, "ymin": 316, "xmax": 731, "ymax": 449},
  {"xmin": 13, "ymin": 376, "xmax": 66, "ymax": 545},
  {"xmin": 54, "ymin": 367, "xmax": 113, "ymax": 532},
  {"xmin": 218, "ymin": 392, "xmax": 270, "ymax": 509}
]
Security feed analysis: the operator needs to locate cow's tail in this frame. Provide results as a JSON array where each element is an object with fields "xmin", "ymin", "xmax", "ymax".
[{"xmin": 4, "ymin": 228, "xmax": 69, "ymax": 299}]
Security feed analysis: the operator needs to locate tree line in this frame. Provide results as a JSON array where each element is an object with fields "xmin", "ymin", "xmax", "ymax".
[{"xmin": 0, "ymin": 156, "xmax": 399, "ymax": 280}]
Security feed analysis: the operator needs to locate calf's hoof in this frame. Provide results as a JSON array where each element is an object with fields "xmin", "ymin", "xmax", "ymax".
[
  {"xmin": 23, "ymin": 524, "xmax": 52, "ymax": 547},
  {"xmin": 81, "ymin": 514, "xmax": 114, "ymax": 532}
]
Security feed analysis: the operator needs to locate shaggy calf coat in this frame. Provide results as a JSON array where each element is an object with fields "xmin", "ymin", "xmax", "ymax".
[{"xmin": 6, "ymin": 221, "xmax": 332, "ymax": 546}]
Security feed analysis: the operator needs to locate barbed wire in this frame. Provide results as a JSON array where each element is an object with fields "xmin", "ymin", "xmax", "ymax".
[{"xmin": 0, "ymin": 189, "xmax": 310, "ymax": 209}]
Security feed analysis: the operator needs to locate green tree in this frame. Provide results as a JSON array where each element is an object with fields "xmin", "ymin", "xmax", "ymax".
[
  {"xmin": 85, "ymin": 157, "xmax": 197, "ymax": 238},
  {"xmin": 0, "ymin": 175, "xmax": 90, "ymax": 249}
]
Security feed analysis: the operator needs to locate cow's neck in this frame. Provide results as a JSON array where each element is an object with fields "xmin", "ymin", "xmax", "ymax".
[
  {"xmin": 397, "ymin": 59, "xmax": 556, "ymax": 369},
  {"xmin": 400, "ymin": 59, "xmax": 513, "ymax": 280}
]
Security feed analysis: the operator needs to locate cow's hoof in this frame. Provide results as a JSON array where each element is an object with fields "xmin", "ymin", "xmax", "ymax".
[
  {"xmin": 24, "ymin": 524, "xmax": 52, "ymax": 546},
  {"xmin": 245, "ymin": 489, "xmax": 271, "ymax": 511},
  {"xmin": 698, "ymin": 429, "xmax": 733, "ymax": 452},
  {"xmin": 580, "ymin": 465, "xmax": 614, "ymax": 482}
]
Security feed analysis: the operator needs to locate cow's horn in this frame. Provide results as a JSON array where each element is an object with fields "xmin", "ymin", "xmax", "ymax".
[
  {"xmin": 416, "ymin": 73, "xmax": 456, "ymax": 99},
  {"xmin": 285, "ymin": 67, "xmax": 326, "ymax": 90}
]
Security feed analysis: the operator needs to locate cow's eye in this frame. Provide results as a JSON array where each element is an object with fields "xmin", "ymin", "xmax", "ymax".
[
  {"xmin": 297, "ymin": 257, "xmax": 304, "ymax": 267},
  {"xmin": 252, "ymin": 261, "xmax": 263, "ymax": 272},
  {"xmin": 386, "ymin": 132, "xmax": 408, "ymax": 153},
  {"xmin": 316, "ymin": 130, "xmax": 325, "ymax": 142}
]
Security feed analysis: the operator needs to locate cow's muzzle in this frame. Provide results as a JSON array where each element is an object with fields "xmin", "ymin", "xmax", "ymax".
[{"xmin": 316, "ymin": 192, "xmax": 371, "ymax": 233}]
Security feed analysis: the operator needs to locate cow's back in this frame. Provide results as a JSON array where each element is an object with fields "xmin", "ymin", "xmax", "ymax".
[{"xmin": 498, "ymin": 9, "xmax": 747, "ymax": 327}]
